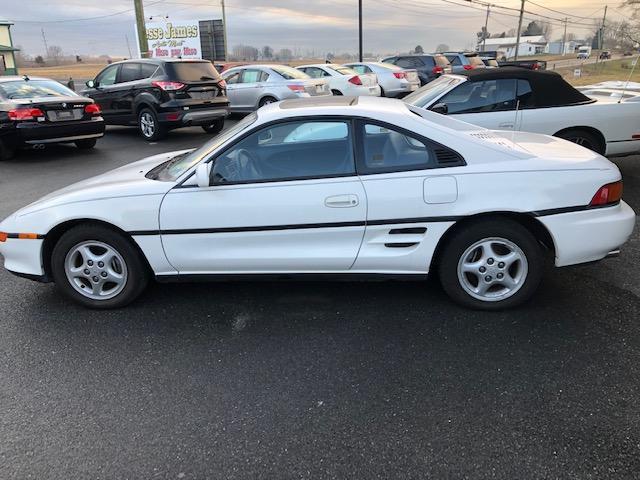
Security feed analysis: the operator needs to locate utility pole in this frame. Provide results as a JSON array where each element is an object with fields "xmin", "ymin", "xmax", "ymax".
[
  {"xmin": 41, "ymin": 28, "xmax": 49, "ymax": 57},
  {"xmin": 600, "ymin": 5, "xmax": 608, "ymax": 50},
  {"xmin": 358, "ymin": 0, "xmax": 363, "ymax": 62},
  {"xmin": 134, "ymin": 0, "xmax": 148, "ymax": 58},
  {"xmin": 514, "ymin": 0, "xmax": 525, "ymax": 61},
  {"xmin": 561, "ymin": 18, "xmax": 567, "ymax": 56},
  {"xmin": 221, "ymin": 0, "xmax": 228, "ymax": 61},
  {"xmin": 481, "ymin": 4, "xmax": 490, "ymax": 52}
]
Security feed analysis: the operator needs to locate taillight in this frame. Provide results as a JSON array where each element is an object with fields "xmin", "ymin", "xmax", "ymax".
[
  {"xmin": 432, "ymin": 66, "xmax": 444, "ymax": 75},
  {"xmin": 393, "ymin": 71, "xmax": 407, "ymax": 79},
  {"xmin": 287, "ymin": 84, "xmax": 306, "ymax": 92},
  {"xmin": 151, "ymin": 81, "xmax": 185, "ymax": 91},
  {"xmin": 0, "ymin": 232, "xmax": 7, "ymax": 242},
  {"xmin": 532, "ymin": 63, "xmax": 540, "ymax": 70},
  {"xmin": 348, "ymin": 75, "xmax": 362, "ymax": 85},
  {"xmin": 463, "ymin": 64, "xmax": 474, "ymax": 70},
  {"xmin": 590, "ymin": 181, "xmax": 623, "ymax": 206},
  {"xmin": 217, "ymin": 79, "xmax": 227, "ymax": 89},
  {"xmin": 8, "ymin": 108, "xmax": 45, "ymax": 121},
  {"xmin": 84, "ymin": 104, "xmax": 101, "ymax": 115}
]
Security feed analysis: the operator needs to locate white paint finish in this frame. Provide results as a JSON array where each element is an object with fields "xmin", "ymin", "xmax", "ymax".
[
  {"xmin": 423, "ymin": 176, "xmax": 458, "ymax": 204},
  {"xmin": 539, "ymin": 201, "xmax": 636, "ymax": 266},
  {"xmin": 296, "ymin": 64, "xmax": 381, "ymax": 97},
  {"xmin": 159, "ymin": 178, "xmax": 367, "ymax": 273},
  {"xmin": 0, "ymin": 96, "xmax": 635, "ymax": 285}
]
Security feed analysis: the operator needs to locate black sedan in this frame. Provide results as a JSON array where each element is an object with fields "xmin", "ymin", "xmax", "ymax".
[{"xmin": 0, "ymin": 76, "xmax": 105, "ymax": 160}]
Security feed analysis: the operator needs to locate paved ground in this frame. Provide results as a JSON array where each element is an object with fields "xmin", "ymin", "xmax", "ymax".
[{"xmin": 1, "ymin": 123, "xmax": 639, "ymax": 479}]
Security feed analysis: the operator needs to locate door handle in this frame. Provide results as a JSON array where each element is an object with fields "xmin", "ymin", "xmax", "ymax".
[
  {"xmin": 499, "ymin": 122, "xmax": 514, "ymax": 128},
  {"xmin": 325, "ymin": 194, "xmax": 359, "ymax": 208}
]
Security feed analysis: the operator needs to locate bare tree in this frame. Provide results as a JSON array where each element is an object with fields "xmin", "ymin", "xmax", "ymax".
[
  {"xmin": 261, "ymin": 45, "xmax": 273, "ymax": 59},
  {"xmin": 46, "ymin": 45, "xmax": 64, "ymax": 65},
  {"xmin": 277, "ymin": 48, "xmax": 293, "ymax": 61}
]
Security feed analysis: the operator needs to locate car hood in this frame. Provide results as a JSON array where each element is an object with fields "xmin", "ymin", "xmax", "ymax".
[{"xmin": 15, "ymin": 150, "xmax": 192, "ymax": 217}]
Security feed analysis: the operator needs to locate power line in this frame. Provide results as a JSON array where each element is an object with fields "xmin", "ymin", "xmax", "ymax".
[{"xmin": 10, "ymin": 0, "xmax": 166, "ymax": 24}]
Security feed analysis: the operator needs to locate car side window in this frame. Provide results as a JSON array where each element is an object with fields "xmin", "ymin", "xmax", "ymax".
[
  {"xmin": 96, "ymin": 65, "xmax": 118, "ymax": 86},
  {"xmin": 141, "ymin": 63, "xmax": 159, "ymax": 78},
  {"xmin": 119, "ymin": 63, "xmax": 142, "ymax": 83},
  {"xmin": 517, "ymin": 79, "xmax": 535, "ymax": 108},
  {"xmin": 212, "ymin": 120, "xmax": 354, "ymax": 184},
  {"xmin": 304, "ymin": 67, "xmax": 326, "ymax": 79},
  {"xmin": 350, "ymin": 65, "xmax": 367, "ymax": 74},
  {"xmin": 360, "ymin": 123, "xmax": 435, "ymax": 173},
  {"xmin": 225, "ymin": 71, "xmax": 241, "ymax": 84},
  {"xmin": 241, "ymin": 69, "xmax": 263, "ymax": 83},
  {"xmin": 438, "ymin": 79, "xmax": 518, "ymax": 114}
]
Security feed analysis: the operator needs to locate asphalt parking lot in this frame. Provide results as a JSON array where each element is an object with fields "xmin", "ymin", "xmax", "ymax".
[{"xmin": 1, "ymin": 123, "xmax": 640, "ymax": 479}]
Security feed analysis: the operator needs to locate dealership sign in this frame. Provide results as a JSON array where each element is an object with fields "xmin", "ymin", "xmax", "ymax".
[{"xmin": 140, "ymin": 20, "xmax": 202, "ymax": 59}]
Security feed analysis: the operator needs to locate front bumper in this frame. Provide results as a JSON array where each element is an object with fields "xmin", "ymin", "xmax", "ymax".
[
  {"xmin": 15, "ymin": 118, "xmax": 105, "ymax": 144},
  {"xmin": 539, "ymin": 201, "xmax": 636, "ymax": 267},
  {"xmin": 0, "ymin": 237, "xmax": 45, "ymax": 278}
]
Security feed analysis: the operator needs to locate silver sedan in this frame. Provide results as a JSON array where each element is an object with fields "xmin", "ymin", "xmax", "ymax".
[
  {"xmin": 343, "ymin": 62, "xmax": 420, "ymax": 98},
  {"xmin": 221, "ymin": 64, "xmax": 331, "ymax": 112}
]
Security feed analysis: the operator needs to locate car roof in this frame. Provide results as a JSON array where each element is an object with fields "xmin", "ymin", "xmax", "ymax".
[{"xmin": 0, "ymin": 75, "xmax": 53, "ymax": 83}]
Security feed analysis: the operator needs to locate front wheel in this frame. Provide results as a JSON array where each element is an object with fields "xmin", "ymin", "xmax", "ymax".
[
  {"xmin": 438, "ymin": 219, "xmax": 544, "ymax": 310},
  {"xmin": 258, "ymin": 96, "xmax": 277, "ymax": 108},
  {"xmin": 51, "ymin": 225, "xmax": 149, "ymax": 309},
  {"xmin": 201, "ymin": 118, "xmax": 225, "ymax": 134}
]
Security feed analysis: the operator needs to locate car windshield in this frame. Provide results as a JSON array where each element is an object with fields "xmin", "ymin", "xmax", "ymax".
[
  {"xmin": 152, "ymin": 113, "xmax": 258, "ymax": 181},
  {"xmin": 271, "ymin": 66, "xmax": 309, "ymax": 80},
  {"xmin": 403, "ymin": 76, "xmax": 464, "ymax": 108},
  {"xmin": 167, "ymin": 61, "xmax": 221, "ymax": 82},
  {"xmin": 0, "ymin": 79, "xmax": 78, "ymax": 99}
]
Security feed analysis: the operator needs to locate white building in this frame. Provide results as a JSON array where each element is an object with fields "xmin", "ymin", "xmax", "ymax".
[
  {"xmin": 478, "ymin": 35, "xmax": 548, "ymax": 59},
  {"xmin": 547, "ymin": 40, "xmax": 580, "ymax": 55}
]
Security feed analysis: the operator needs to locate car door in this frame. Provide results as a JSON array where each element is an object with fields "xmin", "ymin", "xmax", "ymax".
[
  {"xmin": 436, "ymin": 79, "xmax": 521, "ymax": 131},
  {"xmin": 237, "ymin": 69, "xmax": 266, "ymax": 108},
  {"xmin": 159, "ymin": 118, "xmax": 367, "ymax": 274},
  {"xmin": 222, "ymin": 70, "xmax": 242, "ymax": 108},
  {"xmin": 111, "ymin": 62, "xmax": 144, "ymax": 123},
  {"xmin": 352, "ymin": 120, "xmax": 464, "ymax": 273},
  {"xmin": 84, "ymin": 64, "xmax": 120, "ymax": 121}
]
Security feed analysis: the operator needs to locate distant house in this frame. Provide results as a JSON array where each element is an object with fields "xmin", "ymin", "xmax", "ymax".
[
  {"xmin": 0, "ymin": 19, "xmax": 19, "ymax": 75},
  {"xmin": 478, "ymin": 35, "xmax": 548, "ymax": 59},
  {"xmin": 547, "ymin": 40, "xmax": 581, "ymax": 55}
]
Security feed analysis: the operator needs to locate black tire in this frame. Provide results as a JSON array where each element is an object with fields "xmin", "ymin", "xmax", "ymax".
[
  {"xmin": 75, "ymin": 138, "xmax": 97, "ymax": 149},
  {"xmin": 331, "ymin": 89, "xmax": 343, "ymax": 96},
  {"xmin": 201, "ymin": 118, "xmax": 225, "ymax": 134},
  {"xmin": 555, "ymin": 129, "xmax": 603, "ymax": 154},
  {"xmin": 0, "ymin": 138, "xmax": 16, "ymax": 161},
  {"xmin": 51, "ymin": 224, "xmax": 149, "ymax": 309},
  {"xmin": 379, "ymin": 86, "xmax": 386, "ymax": 97},
  {"xmin": 258, "ymin": 96, "xmax": 277, "ymax": 108},
  {"xmin": 438, "ymin": 219, "xmax": 544, "ymax": 310},
  {"xmin": 138, "ymin": 107, "xmax": 166, "ymax": 141}
]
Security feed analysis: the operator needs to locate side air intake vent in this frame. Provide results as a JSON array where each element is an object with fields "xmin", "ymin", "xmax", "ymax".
[{"xmin": 434, "ymin": 147, "xmax": 465, "ymax": 166}]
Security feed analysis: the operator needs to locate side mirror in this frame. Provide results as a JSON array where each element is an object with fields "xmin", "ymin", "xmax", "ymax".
[
  {"xmin": 431, "ymin": 102, "xmax": 448, "ymax": 114},
  {"xmin": 86, "ymin": 80, "xmax": 97, "ymax": 88},
  {"xmin": 195, "ymin": 163, "xmax": 211, "ymax": 188}
]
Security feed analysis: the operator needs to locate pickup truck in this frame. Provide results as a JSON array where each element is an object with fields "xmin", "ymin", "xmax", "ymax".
[{"xmin": 403, "ymin": 67, "xmax": 640, "ymax": 157}]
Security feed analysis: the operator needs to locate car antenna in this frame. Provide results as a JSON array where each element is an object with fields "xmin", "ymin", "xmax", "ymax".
[
  {"xmin": 512, "ymin": 98, "xmax": 520, "ymax": 142},
  {"xmin": 618, "ymin": 54, "xmax": 639, "ymax": 104}
]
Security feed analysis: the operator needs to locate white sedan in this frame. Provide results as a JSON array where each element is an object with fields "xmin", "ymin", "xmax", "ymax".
[
  {"xmin": 0, "ymin": 96, "xmax": 635, "ymax": 310},
  {"xmin": 296, "ymin": 64, "xmax": 381, "ymax": 97}
]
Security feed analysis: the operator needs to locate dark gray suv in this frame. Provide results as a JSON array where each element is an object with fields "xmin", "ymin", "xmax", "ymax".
[{"xmin": 381, "ymin": 54, "xmax": 452, "ymax": 86}]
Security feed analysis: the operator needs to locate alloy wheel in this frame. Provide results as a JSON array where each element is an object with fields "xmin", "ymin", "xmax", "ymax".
[
  {"xmin": 64, "ymin": 241, "xmax": 128, "ymax": 300},
  {"xmin": 456, "ymin": 237, "xmax": 528, "ymax": 302},
  {"xmin": 140, "ymin": 112, "xmax": 155, "ymax": 138}
]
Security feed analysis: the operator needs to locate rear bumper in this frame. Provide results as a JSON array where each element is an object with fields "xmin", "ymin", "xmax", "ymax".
[
  {"xmin": 158, "ymin": 105, "xmax": 230, "ymax": 126},
  {"xmin": 15, "ymin": 118, "xmax": 105, "ymax": 144},
  {"xmin": 539, "ymin": 201, "xmax": 636, "ymax": 267}
]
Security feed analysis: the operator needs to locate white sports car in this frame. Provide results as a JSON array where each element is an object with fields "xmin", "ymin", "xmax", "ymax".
[{"xmin": 0, "ymin": 96, "xmax": 635, "ymax": 309}]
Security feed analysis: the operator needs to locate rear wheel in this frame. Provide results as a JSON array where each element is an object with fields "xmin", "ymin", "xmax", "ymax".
[
  {"xmin": 201, "ymin": 118, "xmax": 225, "ymax": 134},
  {"xmin": 75, "ymin": 138, "xmax": 97, "ymax": 149},
  {"xmin": 438, "ymin": 219, "xmax": 544, "ymax": 310},
  {"xmin": 138, "ymin": 107, "xmax": 166, "ymax": 141},
  {"xmin": 379, "ymin": 86, "xmax": 386, "ymax": 97},
  {"xmin": 258, "ymin": 96, "xmax": 277, "ymax": 108},
  {"xmin": 51, "ymin": 224, "xmax": 149, "ymax": 309},
  {"xmin": 555, "ymin": 129, "xmax": 603, "ymax": 154},
  {"xmin": 0, "ymin": 138, "xmax": 16, "ymax": 161}
]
